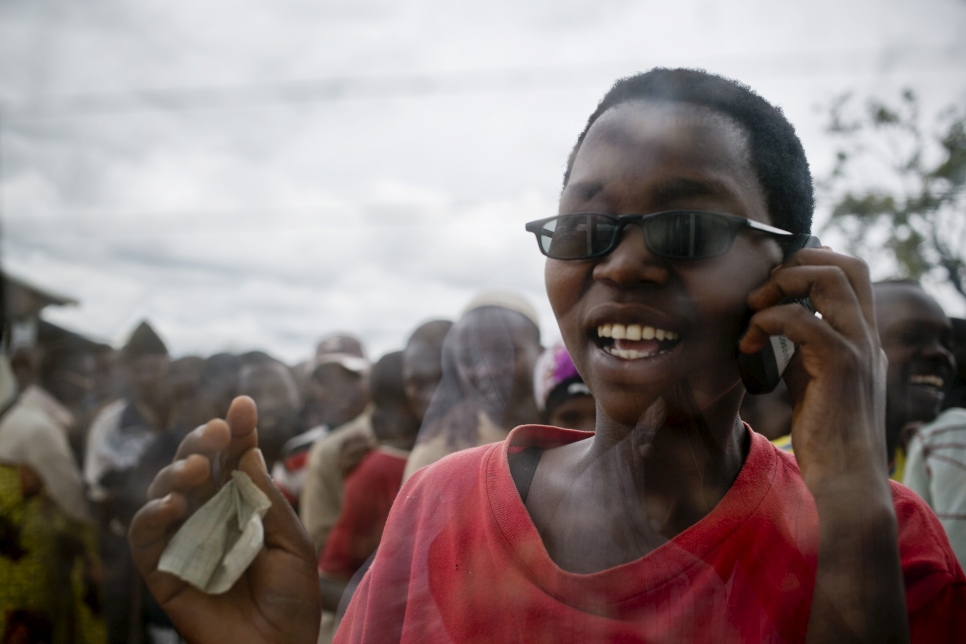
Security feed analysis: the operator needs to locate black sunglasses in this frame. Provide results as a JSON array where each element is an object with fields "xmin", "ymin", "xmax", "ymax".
[{"xmin": 525, "ymin": 211, "xmax": 794, "ymax": 261}]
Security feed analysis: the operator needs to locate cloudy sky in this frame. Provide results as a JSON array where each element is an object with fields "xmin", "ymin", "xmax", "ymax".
[{"xmin": 1, "ymin": 0, "xmax": 965, "ymax": 364}]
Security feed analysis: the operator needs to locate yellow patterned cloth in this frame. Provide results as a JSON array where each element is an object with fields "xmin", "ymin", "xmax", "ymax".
[
  {"xmin": 770, "ymin": 434, "xmax": 795, "ymax": 453},
  {"xmin": 0, "ymin": 464, "xmax": 105, "ymax": 643},
  {"xmin": 769, "ymin": 434, "xmax": 906, "ymax": 482}
]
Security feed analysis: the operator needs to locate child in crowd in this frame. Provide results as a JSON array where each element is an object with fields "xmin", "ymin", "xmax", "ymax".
[
  {"xmin": 533, "ymin": 342, "xmax": 596, "ymax": 433},
  {"xmin": 129, "ymin": 68, "xmax": 965, "ymax": 643}
]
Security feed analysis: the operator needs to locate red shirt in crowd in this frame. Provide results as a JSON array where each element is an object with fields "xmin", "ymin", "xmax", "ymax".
[{"xmin": 319, "ymin": 447, "xmax": 408, "ymax": 578}]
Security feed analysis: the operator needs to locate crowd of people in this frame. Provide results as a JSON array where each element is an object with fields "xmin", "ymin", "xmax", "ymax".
[
  {"xmin": 1, "ymin": 66, "xmax": 965, "ymax": 643},
  {"xmin": 0, "ymin": 289, "xmax": 595, "ymax": 643}
]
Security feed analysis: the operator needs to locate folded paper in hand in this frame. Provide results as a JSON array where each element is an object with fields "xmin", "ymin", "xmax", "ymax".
[{"xmin": 158, "ymin": 470, "xmax": 272, "ymax": 594}]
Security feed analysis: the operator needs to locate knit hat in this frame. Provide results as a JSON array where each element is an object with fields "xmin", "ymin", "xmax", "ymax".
[
  {"xmin": 532, "ymin": 342, "xmax": 590, "ymax": 412},
  {"xmin": 122, "ymin": 321, "xmax": 168, "ymax": 359}
]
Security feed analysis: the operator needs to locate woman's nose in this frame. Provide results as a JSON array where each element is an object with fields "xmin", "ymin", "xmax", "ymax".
[{"xmin": 591, "ymin": 224, "xmax": 669, "ymax": 287}]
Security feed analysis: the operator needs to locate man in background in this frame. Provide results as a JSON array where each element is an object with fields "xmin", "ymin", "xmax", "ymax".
[
  {"xmin": 317, "ymin": 351, "xmax": 421, "ymax": 611},
  {"xmin": 768, "ymin": 280, "xmax": 955, "ymax": 475},
  {"xmin": 83, "ymin": 320, "xmax": 172, "ymax": 644},
  {"xmin": 235, "ymin": 357, "xmax": 302, "ymax": 474},
  {"xmin": 1, "ymin": 341, "xmax": 94, "ymax": 524},
  {"xmin": 277, "ymin": 334, "xmax": 371, "ymax": 507},
  {"xmin": 303, "ymin": 322, "xmax": 449, "ymax": 644},
  {"xmin": 873, "ymin": 280, "xmax": 956, "ymax": 480},
  {"xmin": 401, "ymin": 320, "xmax": 453, "ymax": 422},
  {"xmin": 905, "ymin": 316, "xmax": 966, "ymax": 566}
]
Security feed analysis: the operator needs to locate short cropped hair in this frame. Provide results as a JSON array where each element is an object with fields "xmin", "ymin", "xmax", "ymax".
[
  {"xmin": 563, "ymin": 68, "xmax": 814, "ymax": 235},
  {"xmin": 873, "ymin": 278, "xmax": 921, "ymax": 290},
  {"xmin": 370, "ymin": 350, "xmax": 409, "ymax": 409}
]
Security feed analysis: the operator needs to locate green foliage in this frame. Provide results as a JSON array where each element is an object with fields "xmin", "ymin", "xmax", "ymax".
[{"xmin": 820, "ymin": 90, "xmax": 966, "ymax": 300}]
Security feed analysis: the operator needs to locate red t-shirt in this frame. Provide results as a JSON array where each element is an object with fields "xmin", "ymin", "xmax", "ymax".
[
  {"xmin": 337, "ymin": 425, "xmax": 966, "ymax": 643},
  {"xmin": 319, "ymin": 447, "xmax": 408, "ymax": 578}
]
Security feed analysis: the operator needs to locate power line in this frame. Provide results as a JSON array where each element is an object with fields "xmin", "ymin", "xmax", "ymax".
[
  {"xmin": 3, "ymin": 188, "xmax": 961, "ymax": 241},
  {"xmin": 0, "ymin": 46, "xmax": 962, "ymax": 121}
]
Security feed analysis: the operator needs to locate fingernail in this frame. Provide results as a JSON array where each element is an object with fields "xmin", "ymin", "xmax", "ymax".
[
  {"xmin": 256, "ymin": 448, "xmax": 267, "ymax": 471},
  {"xmin": 161, "ymin": 493, "xmax": 173, "ymax": 506}
]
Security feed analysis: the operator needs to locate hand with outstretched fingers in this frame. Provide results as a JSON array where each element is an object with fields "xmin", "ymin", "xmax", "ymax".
[{"xmin": 129, "ymin": 396, "xmax": 322, "ymax": 644}]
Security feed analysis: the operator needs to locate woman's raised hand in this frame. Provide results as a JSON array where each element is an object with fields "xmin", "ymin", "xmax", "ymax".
[{"xmin": 128, "ymin": 396, "xmax": 322, "ymax": 644}]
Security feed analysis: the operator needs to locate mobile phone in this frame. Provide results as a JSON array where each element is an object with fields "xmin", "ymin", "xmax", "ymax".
[{"xmin": 737, "ymin": 233, "xmax": 823, "ymax": 394}]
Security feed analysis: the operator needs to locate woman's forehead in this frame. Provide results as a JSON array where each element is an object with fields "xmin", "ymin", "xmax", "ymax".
[
  {"xmin": 586, "ymin": 100, "xmax": 751, "ymax": 161},
  {"xmin": 604, "ymin": 99, "xmax": 739, "ymax": 126},
  {"xmin": 565, "ymin": 100, "xmax": 766, "ymax": 219}
]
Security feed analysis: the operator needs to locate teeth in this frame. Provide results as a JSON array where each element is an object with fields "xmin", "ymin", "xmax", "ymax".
[
  {"xmin": 910, "ymin": 375, "xmax": 944, "ymax": 388},
  {"xmin": 605, "ymin": 346, "xmax": 655, "ymax": 360},
  {"xmin": 597, "ymin": 324, "xmax": 679, "ymax": 342}
]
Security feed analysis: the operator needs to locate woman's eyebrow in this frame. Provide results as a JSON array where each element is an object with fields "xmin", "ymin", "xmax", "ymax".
[
  {"xmin": 564, "ymin": 177, "xmax": 741, "ymax": 206},
  {"xmin": 651, "ymin": 178, "xmax": 738, "ymax": 203},
  {"xmin": 563, "ymin": 181, "xmax": 605, "ymax": 202}
]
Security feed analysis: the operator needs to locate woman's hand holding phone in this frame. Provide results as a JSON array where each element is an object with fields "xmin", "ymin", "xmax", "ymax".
[
  {"xmin": 739, "ymin": 248, "xmax": 908, "ymax": 642},
  {"xmin": 740, "ymin": 247, "xmax": 887, "ymax": 488},
  {"xmin": 737, "ymin": 234, "xmax": 822, "ymax": 394}
]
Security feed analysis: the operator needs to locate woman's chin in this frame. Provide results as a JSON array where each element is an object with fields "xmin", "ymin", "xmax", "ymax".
[
  {"xmin": 594, "ymin": 374, "xmax": 746, "ymax": 430},
  {"xmin": 594, "ymin": 391, "xmax": 669, "ymax": 430}
]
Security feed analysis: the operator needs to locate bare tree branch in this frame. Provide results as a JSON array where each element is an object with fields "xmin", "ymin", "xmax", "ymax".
[{"xmin": 820, "ymin": 91, "xmax": 966, "ymax": 302}]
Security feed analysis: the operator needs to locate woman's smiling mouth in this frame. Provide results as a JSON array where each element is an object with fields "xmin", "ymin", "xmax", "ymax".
[{"xmin": 596, "ymin": 323, "xmax": 681, "ymax": 360}]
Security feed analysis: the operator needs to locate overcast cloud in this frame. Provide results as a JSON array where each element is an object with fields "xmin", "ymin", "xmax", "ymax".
[{"xmin": 1, "ymin": 0, "xmax": 965, "ymax": 363}]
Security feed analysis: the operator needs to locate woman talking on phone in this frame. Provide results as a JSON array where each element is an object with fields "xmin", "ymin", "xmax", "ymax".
[{"xmin": 129, "ymin": 68, "xmax": 965, "ymax": 643}]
